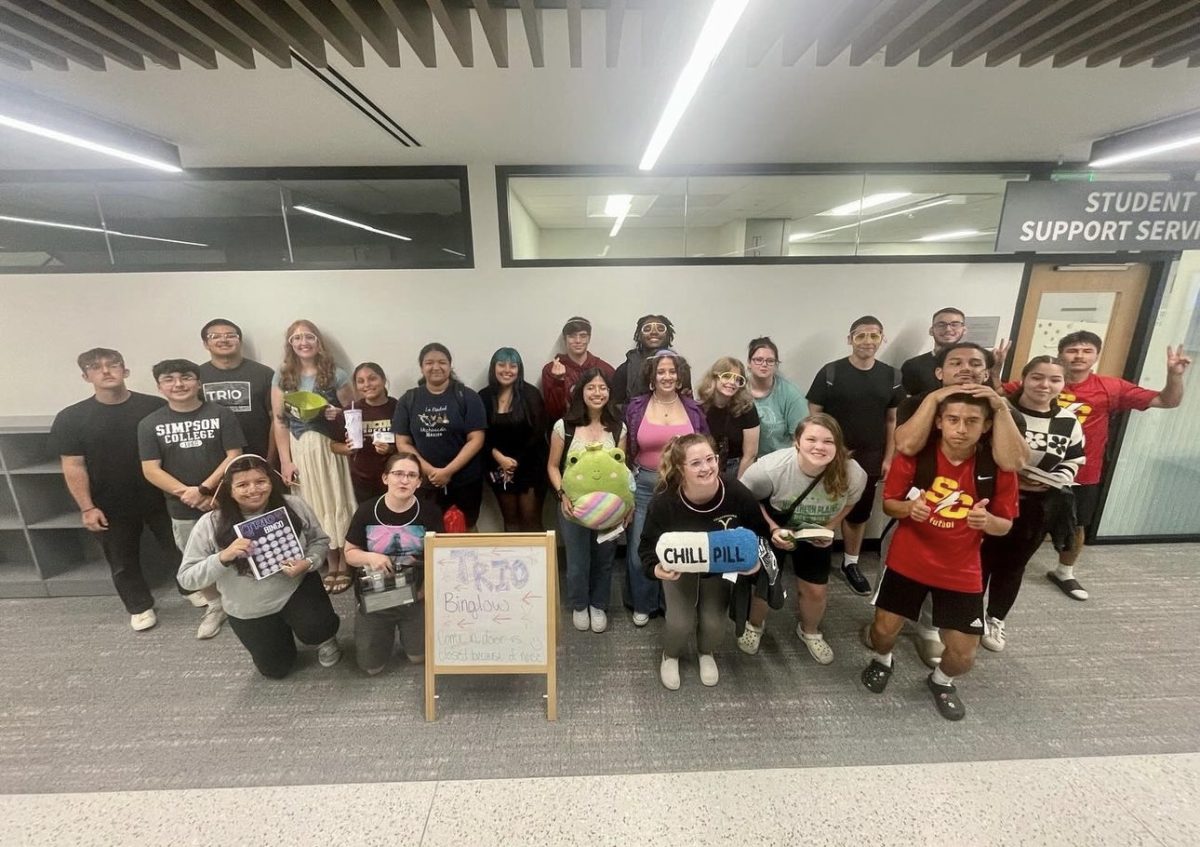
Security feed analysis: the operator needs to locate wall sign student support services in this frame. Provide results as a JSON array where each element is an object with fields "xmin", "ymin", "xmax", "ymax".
[{"xmin": 995, "ymin": 180, "xmax": 1200, "ymax": 253}]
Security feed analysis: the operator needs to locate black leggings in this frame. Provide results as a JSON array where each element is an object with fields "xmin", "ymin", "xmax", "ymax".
[
  {"xmin": 981, "ymin": 491, "xmax": 1048, "ymax": 620},
  {"xmin": 226, "ymin": 572, "xmax": 340, "ymax": 679}
]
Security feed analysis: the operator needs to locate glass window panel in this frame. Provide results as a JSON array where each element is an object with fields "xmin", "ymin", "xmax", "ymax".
[
  {"xmin": 1029, "ymin": 292, "xmax": 1116, "ymax": 359},
  {"xmin": 1099, "ymin": 252, "xmax": 1200, "ymax": 537},
  {"xmin": 508, "ymin": 175, "xmax": 687, "ymax": 260},
  {"xmin": 0, "ymin": 182, "xmax": 110, "ymax": 270},
  {"xmin": 281, "ymin": 178, "xmax": 468, "ymax": 268},
  {"xmin": 95, "ymin": 180, "xmax": 288, "ymax": 268}
]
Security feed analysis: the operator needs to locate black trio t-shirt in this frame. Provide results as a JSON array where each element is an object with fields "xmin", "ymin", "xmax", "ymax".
[
  {"xmin": 704, "ymin": 403, "xmax": 761, "ymax": 465},
  {"xmin": 806, "ymin": 358, "xmax": 904, "ymax": 475},
  {"xmin": 49, "ymin": 392, "xmax": 166, "ymax": 517},
  {"xmin": 901, "ymin": 351, "xmax": 941, "ymax": 396},
  {"xmin": 198, "ymin": 359, "xmax": 275, "ymax": 458}
]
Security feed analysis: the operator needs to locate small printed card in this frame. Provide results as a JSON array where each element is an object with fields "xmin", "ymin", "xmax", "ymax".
[{"xmin": 234, "ymin": 507, "xmax": 304, "ymax": 580}]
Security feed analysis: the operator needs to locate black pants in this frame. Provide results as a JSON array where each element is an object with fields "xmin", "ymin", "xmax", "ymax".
[
  {"xmin": 981, "ymin": 491, "xmax": 1048, "ymax": 620},
  {"xmin": 226, "ymin": 572, "xmax": 341, "ymax": 679},
  {"xmin": 426, "ymin": 476, "xmax": 484, "ymax": 527},
  {"xmin": 97, "ymin": 509, "xmax": 182, "ymax": 614}
]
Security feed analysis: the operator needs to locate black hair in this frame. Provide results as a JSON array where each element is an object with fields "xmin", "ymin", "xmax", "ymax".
[
  {"xmin": 416, "ymin": 342, "xmax": 458, "ymax": 385},
  {"xmin": 352, "ymin": 361, "xmax": 387, "ymax": 382},
  {"xmin": 934, "ymin": 342, "xmax": 995, "ymax": 371},
  {"xmin": 562, "ymin": 368, "xmax": 623, "ymax": 442},
  {"xmin": 639, "ymin": 351, "xmax": 692, "ymax": 397},
  {"xmin": 152, "ymin": 358, "xmax": 201, "ymax": 381},
  {"xmin": 632, "ymin": 314, "xmax": 675, "ymax": 351},
  {"xmin": 850, "ymin": 315, "xmax": 883, "ymax": 333},
  {"xmin": 200, "ymin": 318, "xmax": 242, "ymax": 341},
  {"xmin": 747, "ymin": 336, "xmax": 779, "ymax": 362},
  {"xmin": 936, "ymin": 392, "xmax": 994, "ymax": 420},
  {"xmin": 485, "ymin": 348, "xmax": 531, "ymax": 424},
  {"xmin": 212, "ymin": 455, "xmax": 301, "ymax": 577},
  {"xmin": 931, "ymin": 307, "xmax": 965, "ymax": 323},
  {"xmin": 1008, "ymin": 356, "xmax": 1067, "ymax": 401},
  {"xmin": 76, "ymin": 347, "xmax": 124, "ymax": 372},
  {"xmin": 1058, "ymin": 331, "xmax": 1103, "ymax": 354}
]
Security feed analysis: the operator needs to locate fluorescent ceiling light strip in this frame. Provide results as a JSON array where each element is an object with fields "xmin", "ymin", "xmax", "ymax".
[
  {"xmin": 638, "ymin": 0, "xmax": 750, "ymax": 171},
  {"xmin": 0, "ymin": 213, "xmax": 207, "ymax": 247},
  {"xmin": 440, "ymin": 247, "xmax": 465, "ymax": 257},
  {"xmin": 1088, "ymin": 132, "xmax": 1200, "ymax": 168},
  {"xmin": 603, "ymin": 194, "xmax": 633, "ymax": 217},
  {"xmin": 916, "ymin": 229, "xmax": 983, "ymax": 242},
  {"xmin": 0, "ymin": 114, "xmax": 182, "ymax": 173},
  {"xmin": 293, "ymin": 204, "xmax": 412, "ymax": 241},
  {"xmin": 608, "ymin": 209, "xmax": 630, "ymax": 238},
  {"xmin": 789, "ymin": 197, "xmax": 956, "ymax": 242},
  {"xmin": 817, "ymin": 192, "xmax": 912, "ymax": 217}
]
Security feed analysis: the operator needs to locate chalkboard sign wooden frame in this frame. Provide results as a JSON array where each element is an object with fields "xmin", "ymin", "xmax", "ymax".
[{"xmin": 423, "ymin": 531, "xmax": 558, "ymax": 721}]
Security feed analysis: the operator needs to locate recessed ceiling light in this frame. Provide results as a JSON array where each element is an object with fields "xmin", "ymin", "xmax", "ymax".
[
  {"xmin": 816, "ymin": 192, "xmax": 911, "ymax": 217},
  {"xmin": 603, "ymin": 194, "xmax": 633, "ymax": 217},
  {"xmin": 915, "ymin": 229, "xmax": 984, "ymax": 242}
]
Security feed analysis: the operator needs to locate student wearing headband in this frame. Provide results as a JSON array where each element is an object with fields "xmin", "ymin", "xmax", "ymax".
[
  {"xmin": 541, "ymin": 317, "xmax": 615, "ymax": 422},
  {"xmin": 611, "ymin": 314, "xmax": 683, "ymax": 411}
]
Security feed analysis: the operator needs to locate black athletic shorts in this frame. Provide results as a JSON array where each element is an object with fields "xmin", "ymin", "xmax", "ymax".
[
  {"xmin": 873, "ymin": 567, "xmax": 984, "ymax": 636},
  {"xmin": 845, "ymin": 475, "xmax": 880, "ymax": 525},
  {"xmin": 1073, "ymin": 483, "xmax": 1101, "ymax": 530},
  {"xmin": 786, "ymin": 540, "xmax": 833, "ymax": 585}
]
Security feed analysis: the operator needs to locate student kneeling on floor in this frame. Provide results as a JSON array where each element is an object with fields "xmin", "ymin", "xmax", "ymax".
[
  {"xmin": 861, "ymin": 393, "xmax": 1018, "ymax": 721},
  {"xmin": 179, "ymin": 454, "xmax": 342, "ymax": 678}
]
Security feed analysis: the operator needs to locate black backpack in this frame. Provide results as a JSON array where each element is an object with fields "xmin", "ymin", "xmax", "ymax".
[
  {"xmin": 880, "ymin": 438, "xmax": 996, "ymax": 540},
  {"xmin": 560, "ymin": 421, "xmax": 623, "ymax": 470}
]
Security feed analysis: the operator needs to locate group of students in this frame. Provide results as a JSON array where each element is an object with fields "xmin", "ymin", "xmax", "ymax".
[{"xmin": 50, "ymin": 309, "xmax": 1191, "ymax": 720}]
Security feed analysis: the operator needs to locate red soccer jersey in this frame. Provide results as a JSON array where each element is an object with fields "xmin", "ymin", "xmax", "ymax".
[
  {"xmin": 1057, "ymin": 374, "xmax": 1157, "ymax": 485},
  {"xmin": 883, "ymin": 448, "xmax": 1019, "ymax": 593}
]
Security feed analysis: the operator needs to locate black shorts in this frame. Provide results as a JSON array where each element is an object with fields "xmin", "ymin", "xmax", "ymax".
[
  {"xmin": 873, "ymin": 567, "xmax": 984, "ymax": 636},
  {"xmin": 1073, "ymin": 483, "xmax": 1101, "ymax": 530},
  {"xmin": 786, "ymin": 541, "xmax": 833, "ymax": 585},
  {"xmin": 844, "ymin": 475, "xmax": 880, "ymax": 525}
]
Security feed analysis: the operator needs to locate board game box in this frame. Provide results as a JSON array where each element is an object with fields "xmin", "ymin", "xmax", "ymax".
[{"xmin": 234, "ymin": 507, "xmax": 305, "ymax": 580}]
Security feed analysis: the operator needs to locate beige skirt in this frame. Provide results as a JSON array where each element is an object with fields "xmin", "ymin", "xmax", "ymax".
[{"xmin": 290, "ymin": 430, "xmax": 355, "ymax": 547}]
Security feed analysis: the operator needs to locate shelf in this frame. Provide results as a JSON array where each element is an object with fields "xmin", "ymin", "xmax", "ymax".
[
  {"xmin": 7, "ymin": 461, "xmax": 62, "ymax": 475},
  {"xmin": 28, "ymin": 513, "xmax": 84, "ymax": 530},
  {"xmin": 0, "ymin": 416, "xmax": 54, "ymax": 434},
  {"xmin": 45, "ymin": 559, "xmax": 115, "ymax": 597},
  {"xmin": 0, "ymin": 517, "xmax": 25, "ymax": 531},
  {"xmin": 0, "ymin": 561, "xmax": 48, "ymax": 597}
]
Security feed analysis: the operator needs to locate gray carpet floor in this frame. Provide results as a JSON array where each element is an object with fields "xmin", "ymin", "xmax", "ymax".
[{"xmin": 1, "ymin": 543, "xmax": 1196, "ymax": 794}]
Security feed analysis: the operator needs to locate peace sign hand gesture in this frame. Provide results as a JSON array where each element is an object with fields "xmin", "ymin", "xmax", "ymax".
[{"xmin": 1167, "ymin": 344, "xmax": 1193, "ymax": 375}]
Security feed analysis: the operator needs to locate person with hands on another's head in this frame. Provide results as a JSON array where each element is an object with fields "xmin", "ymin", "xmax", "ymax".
[{"xmin": 178, "ymin": 454, "xmax": 342, "ymax": 679}]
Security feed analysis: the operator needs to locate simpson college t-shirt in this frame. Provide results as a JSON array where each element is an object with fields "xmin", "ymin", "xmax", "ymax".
[
  {"xmin": 137, "ymin": 402, "xmax": 246, "ymax": 519},
  {"xmin": 883, "ymin": 448, "xmax": 1018, "ymax": 593}
]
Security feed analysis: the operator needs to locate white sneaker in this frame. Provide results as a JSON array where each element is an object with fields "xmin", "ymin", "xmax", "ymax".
[
  {"xmin": 981, "ymin": 616, "xmax": 1007, "ymax": 652},
  {"xmin": 318, "ymin": 637, "xmax": 342, "ymax": 668},
  {"xmin": 632, "ymin": 612, "xmax": 650, "ymax": 627},
  {"xmin": 698, "ymin": 654, "xmax": 719, "ymax": 686},
  {"xmin": 130, "ymin": 609, "xmax": 157, "ymax": 631},
  {"xmin": 186, "ymin": 591, "xmax": 209, "ymax": 608},
  {"xmin": 572, "ymin": 608, "xmax": 590, "ymax": 631},
  {"xmin": 797, "ymin": 624, "xmax": 834, "ymax": 665},
  {"xmin": 196, "ymin": 605, "xmax": 226, "ymax": 640},
  {"xmin": 589, "ymin": 606, "xmax": 608, "ymax": 633},
  {"xmin": 659, "ymin": 654, "xmax": 680, "ymax": 690},
  {"xmin": 737, "ymin": 622, "xmax": 763, "ymax": 655}
]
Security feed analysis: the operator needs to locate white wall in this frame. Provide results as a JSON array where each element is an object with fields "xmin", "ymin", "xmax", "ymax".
[{"xmin": 508, "ymin": 190, "xmax": 540, "ymax": 260}]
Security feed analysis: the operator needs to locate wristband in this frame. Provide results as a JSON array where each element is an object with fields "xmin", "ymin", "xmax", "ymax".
[{"xmin": 83, "ymin": 506, "xmax": 100, "ymax": 513}]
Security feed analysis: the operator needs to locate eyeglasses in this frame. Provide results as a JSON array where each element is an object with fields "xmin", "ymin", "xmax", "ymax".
[
  {"xmin": 933, "ymin": 321, "xmax": 965, "ymax": 331},
  {"xmin": 288, "ymin": 333, "xmax": 318, "ymax": 343},
  {"xmin": 685, "ymin": 455, "xmax": 719, "ymax": 471},
  {"xmin": 84, "ymin": 360, "xmax": 124, "ymax": 372},
  {"xmin": 157, "ymin": 374, "xmax": 198, "ymax": 385},
  {"xmin": 852, "ymin": 331, "xmax": 883, "ymax": 343},
  {"xmin": 640, "ymin": 322, "xmax": 667, "ymax": 333},
  {"xmin": 205, "ymin": 332, "xmax": 240, "ymax": 341},
  {"xmin": 386, "ymin": 470, "xmax": 420, "ymax": 481},
  {"xmin": 716, "ymin": 372, "xmax": 747, "ymax": 387},
  {"xmin": 749, "ymin": 357, "xmax": 777, "ymax": 366},
  {"xmin": 231, "ymin": 479, "xmax": 272, "ymax": 491}
]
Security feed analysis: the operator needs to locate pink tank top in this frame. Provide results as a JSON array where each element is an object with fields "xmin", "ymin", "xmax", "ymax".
[{"xmin": 637, "ymin": 419, "xmax": 695, "ymax": 470}]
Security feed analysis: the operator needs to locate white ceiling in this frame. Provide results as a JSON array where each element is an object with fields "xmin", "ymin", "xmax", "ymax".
[{"xmin": 0, "ymin": 7, "xmax": 1198, "ymax": 171}]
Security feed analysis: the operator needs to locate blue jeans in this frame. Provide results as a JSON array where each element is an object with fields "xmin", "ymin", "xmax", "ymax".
[
  {"xmin": 559, "ymin": 511, "xmax": 616, "ymax": 612},
  {"xmin": 627, "ymin": 467, "xmax": 665, "ymax": 616}
]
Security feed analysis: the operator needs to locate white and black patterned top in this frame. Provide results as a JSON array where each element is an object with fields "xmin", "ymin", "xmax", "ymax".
[{"xmin": 1012, "ymin": 401, "xmax": 1086, "ymax": 488}]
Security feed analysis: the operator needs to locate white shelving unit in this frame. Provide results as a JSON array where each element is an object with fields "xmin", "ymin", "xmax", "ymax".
[{"xmin": 0, "ymin": 416, "xmax": 114, "ymax": 598}]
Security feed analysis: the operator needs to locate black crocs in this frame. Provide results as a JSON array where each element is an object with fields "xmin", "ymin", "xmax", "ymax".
[
  {"xmin": 861, "ymin": 659, "xmax": 893, "ymax": 694},
  {"xmin": 927, "ymin": 674, "xmax": 966, "ymax": 721}
]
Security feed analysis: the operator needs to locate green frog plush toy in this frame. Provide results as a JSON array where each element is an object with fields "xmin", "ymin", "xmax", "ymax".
[{"xmin": 561, "ymin": 443, "xmax": 635, "ymax": 531}]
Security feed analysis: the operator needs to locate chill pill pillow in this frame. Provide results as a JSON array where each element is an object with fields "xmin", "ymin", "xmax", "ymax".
[
  {"xmin": 562, "ymin": 443, "xmax": 635, "ymax": 531},
  {"xmin": 655, "ymin": 527, "xmax": 760, "ymax": 574}
]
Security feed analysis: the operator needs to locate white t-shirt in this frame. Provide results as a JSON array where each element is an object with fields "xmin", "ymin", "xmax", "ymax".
[
  {"xmin": 553, "ymin": 419, "xmax": 626, "ymax": 455},
  {"xmin": 740, "ymin": 447, "xmax": 867, "ymax": 529}
]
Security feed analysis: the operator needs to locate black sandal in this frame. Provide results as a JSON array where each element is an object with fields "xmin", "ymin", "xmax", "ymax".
[
  {"xmin": 926, "ymin": 674, "xmax": 966, "ymax": 721},
  {"xmin": 861, "ymin": 659, "xmax": 893, "ymax": 694},
  {"xmin": 1046, "ymin": 571, "xmax": 1089, "ymax": 601}
]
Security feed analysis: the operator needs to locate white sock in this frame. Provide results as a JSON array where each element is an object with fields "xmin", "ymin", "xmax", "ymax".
[
  {"xmin": 745, "ymin": 622, "xmax": 762, "ymax": 634},
  {"xmin": 801, "ymin": 631, "xmax": 824, "ymax": 642},
  {"xmin": 1055, "ymin": 565, "xmax": 1075, "ymax": 580},
  {"xmin": 843, "ymin": 554, "xmax": 859, "ymax": 566},
  {"xmin": 931, "ymin": 666, "xmax": 954, "ymax": 686},
  {"xmin": 873, "ymin": 651, "xmax": 893, "ymax": 667}
]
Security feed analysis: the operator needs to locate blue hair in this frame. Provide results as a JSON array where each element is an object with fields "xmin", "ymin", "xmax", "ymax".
[{"xmin": 486, "ymin": 347, "xmax": 529, "ymax": 421}]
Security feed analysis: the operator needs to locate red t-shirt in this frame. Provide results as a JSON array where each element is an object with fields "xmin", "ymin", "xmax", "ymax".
[{"xmin": 883, "ymin": 448, "xmax": 1019, "ymax": 593}]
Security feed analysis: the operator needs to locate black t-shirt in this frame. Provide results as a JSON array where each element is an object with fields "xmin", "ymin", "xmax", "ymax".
[
  {"xmin": 392, "ymin": 383, "xmax": 488, "ymax": 483},
  {"xmin": 49, "ymin": 392, "xmax": 166, "ymax": 517},
  {"xmin": 345, "ymin": 495, "xmax": 445, "ymax": 584},
  {"xmin": 806, "ymin": 358, "xmax": 904, "ymax": 474},
  {"xmin": 137, "ymin": 401, "xmax": 246, "ymax": 519},
  {"xmin": 197, "ymin": 358, "xmax": 275, "ymax": 458},
  {"xmin": 638, "ymin": 477, "xmax": 770, "ymax": 579},
  {"xmin": 901, "ymin": 351, "xmax": 941, "ymax": 396},
  {"xmin": 704, "ymin": 403, "xmax": 761, "ymax": 465}
]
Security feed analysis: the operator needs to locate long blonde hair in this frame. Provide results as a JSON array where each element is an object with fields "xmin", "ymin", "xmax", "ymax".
[
  {"xmin": 278, "ymin": 319, "xmax": 337, "ymax": 392},
  {"xmin": 795, "ymin": 414, "xmax": 851, "ymax": 500},
  {"xmin": 656, "ymin": 433, "xmax": 717, "ymax": 493},
  {"xmin": 697, "ymin": 356, "xmax": 754, "ymax": 416}
]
